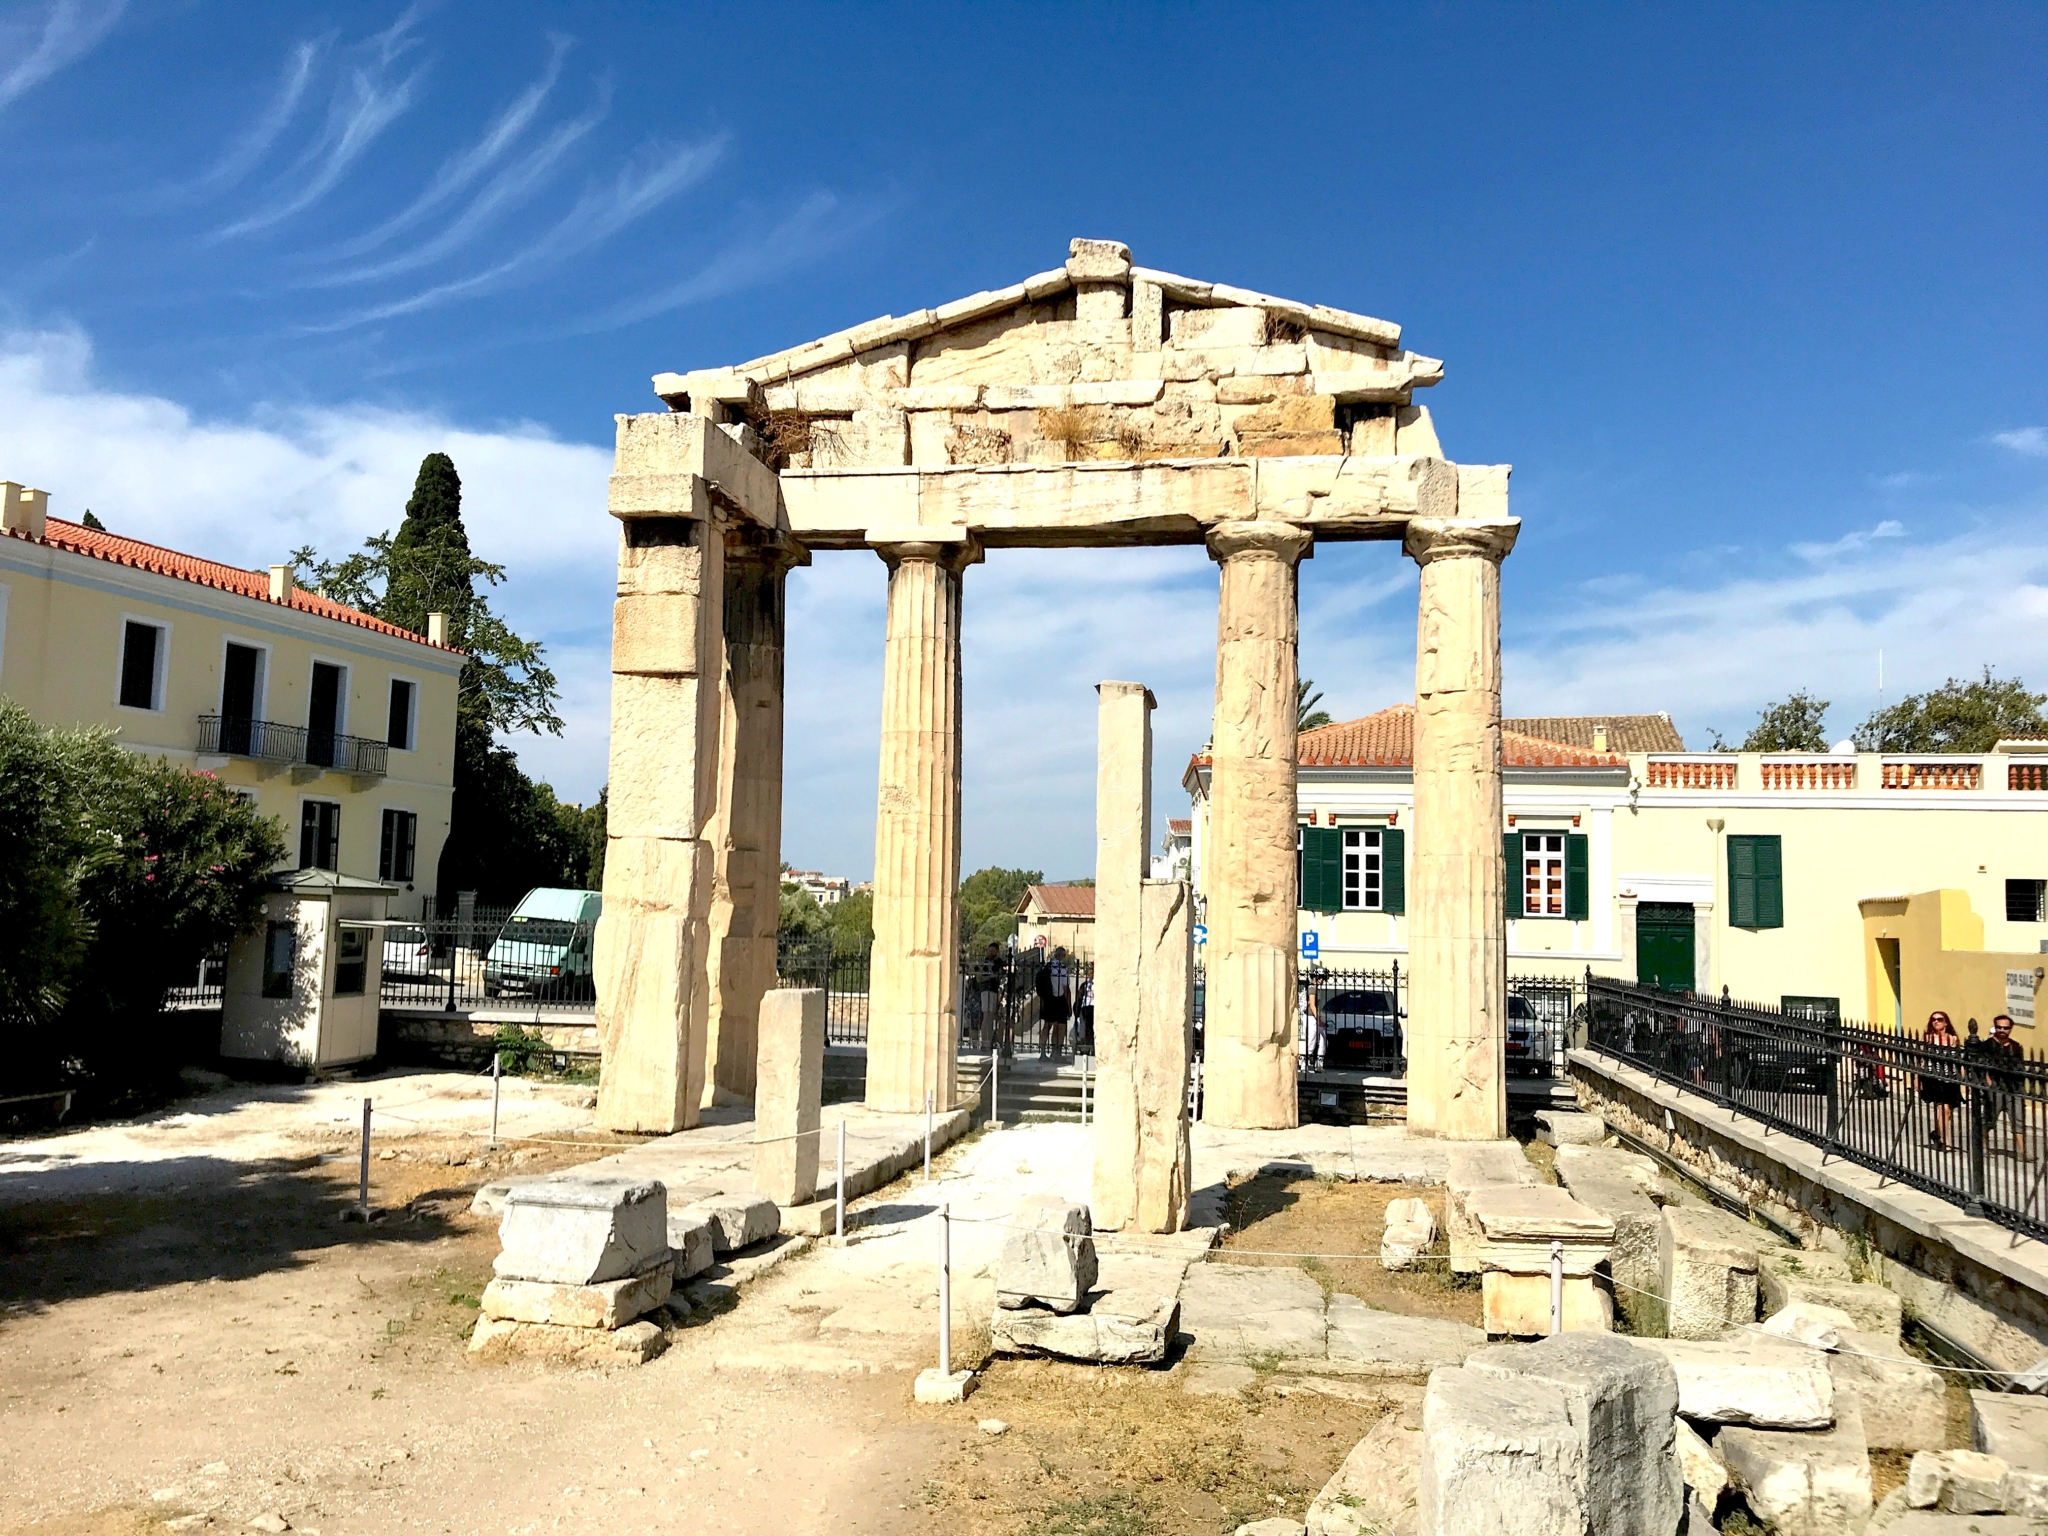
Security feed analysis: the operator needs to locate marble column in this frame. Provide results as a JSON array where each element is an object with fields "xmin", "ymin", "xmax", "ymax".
[
  {"xmin": 1403, "ymin": 515, "xmax": 1519, "ymax": 1141},
  {"xmin": 865, "ymin": 535, "xmax": 981, "ymax": 1115},
  {"xmin": 1091, "ymin": 681, "xmax": 1154, "ymax": 1231},
  {"xmin": 702, "ymin": 530, "xmax": 807, "ymax": 1108},
  {"xmin": 1201, "ymin": 520, "xmax": 1311, "ymax": 1130},
  {"xmin": 593, "ymin": 415, "xmax": 726, "ymax": 1134}
]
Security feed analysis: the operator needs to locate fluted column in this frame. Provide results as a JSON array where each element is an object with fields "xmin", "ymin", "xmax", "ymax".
[
  {"xmin": 1201, "ymin": 520, "xmax": 1311, "ymax": 1130},
  {"xmin": 1403, "ymin": 514, "xmax": 1519, "ymax": 1140},
  {"xmin": 702, "ymin": 530, "xmax": 808, "ymax": 1107},
  {"xmin": 593, "ymin": 415, "xmax": 726, "ymax": 1134},
  {"xmin": 865, "ymin": 535, "xmax": 981, "ymax": 1114}
]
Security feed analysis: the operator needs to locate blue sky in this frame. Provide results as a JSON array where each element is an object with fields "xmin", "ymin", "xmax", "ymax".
[{"xmin": 3, "ymin": 1, "xmax": 2046, "ymax": 880}]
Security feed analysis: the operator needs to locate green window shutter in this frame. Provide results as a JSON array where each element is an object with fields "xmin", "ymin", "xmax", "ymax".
[
  {"xmin": 1565, "ymin": 833, "xmax": 1590, "ymax": 921},
  {"xmin": 1303, "ymin": 827, "xmax": 1343, "ymax": 914},
  {"xmin": 1729, "ymin": 835, "xmax": 1758, "ymax": 929},
  {"xmin": 1504, "ymin": 832, "xmax": 1523, "ymax": 919},
  {"xmin": 1381, "ymin": 829, "xmax": 1406, "ymax": 916},
  {"xmin": 1296, "ymin": 832, "xmax": 1305, "ymax": 911},
  {"xmin": 1755, "ymin": 834, "xmax": 1784, "ymax": 929}
]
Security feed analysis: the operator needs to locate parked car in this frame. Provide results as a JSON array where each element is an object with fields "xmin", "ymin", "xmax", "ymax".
[
  {"xmin": 1321, "ymin": 988, "xmax": 1402, "ymax": 1067},
  {"xmin": 484, "ymin": 888, "xmax": 602, "ymax": 999},
  {"xmin": 1727, "ymin": 1030, "xmax": 1840, "ymax": 1095},
  {"xmin": 381, "ymin": 924, "xmax": 434, "ymax": 981},
  {"xmin": 1505, "ymin": 994, "xmax": 1554, "ymax": 1076}
]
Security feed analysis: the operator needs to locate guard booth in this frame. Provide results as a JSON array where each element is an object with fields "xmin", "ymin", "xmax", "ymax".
[{"xmin": 221, "ymin": 870, "xmax": 399, "ymax": 1068}]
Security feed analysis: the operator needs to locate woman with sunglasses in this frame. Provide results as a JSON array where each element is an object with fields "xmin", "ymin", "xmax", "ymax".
[{"xmin": 1918, "ymin": 1011, "xmax": 1963, "ymax": 1152}]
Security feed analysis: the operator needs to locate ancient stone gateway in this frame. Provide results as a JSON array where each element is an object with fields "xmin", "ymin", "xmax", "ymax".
[{"xmin": 593, "ymin": 238, "xmax": 1516, "ymax": 1140}]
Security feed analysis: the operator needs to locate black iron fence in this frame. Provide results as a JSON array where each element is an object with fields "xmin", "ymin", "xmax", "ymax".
[
  {"xmin": 381, "ymin": 905, "xmax": 600, "ymax": 1012},
  {"xmin": 776, "ymin": 939, "xmax": 1098, "ymax": 1055},
  {"xmin": 198, "ymin": 714, "xmax": 390, "ymax": 777},
  {"xmin": 1584, "ymin": 975, "xmax": 2048, "ymax": 1241}
]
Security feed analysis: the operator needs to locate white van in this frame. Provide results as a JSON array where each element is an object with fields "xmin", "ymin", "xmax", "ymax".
[{"xmin": 483, "ymin": 888, "xmax": 602, "ymax": 1000}]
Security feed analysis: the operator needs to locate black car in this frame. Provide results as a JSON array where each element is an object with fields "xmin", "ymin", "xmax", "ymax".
[
  {"xmin": 1321, "ymin": 989, "xmax": 1402, "ymax": 1067},
  {"xmin": 1505, "ymin": 994, "xmax": 1555, "ymax": 1076}
]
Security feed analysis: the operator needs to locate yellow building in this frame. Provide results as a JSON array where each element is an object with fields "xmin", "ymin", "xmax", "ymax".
[
  {"xmin": 1183, "ymin": 704, "xmax": 2048, "ymax": 1032},
  {"xmin": 0, "ymin": 482, "xmax": 461, "ymax": 901}
]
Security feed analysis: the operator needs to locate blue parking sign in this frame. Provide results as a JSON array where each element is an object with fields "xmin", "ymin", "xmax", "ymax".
[
  {"xmin": 1300, "ymin": 930, "xmax": 1319, "ymax": 961},
  {"xmin": 1192, "ymin": 923, "xmax": 1207, "ymax": 947}
]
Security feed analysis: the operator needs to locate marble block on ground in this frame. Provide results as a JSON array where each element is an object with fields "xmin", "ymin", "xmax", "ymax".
[
  {"xmin": 493, "ymin": 1175, "xmax": 669, "ymax": 1286},
  {"xmin": 996, "ymin": 1195, "xmax": 1099, "ymax": 1314},
  {"xmin": 681, "ymin": 1195, "xmax": 780, "ymax": 1255},
  {"xmin": 1660, "ymin": 1204, "xmax": 1764, "ymax": 1340},
  {"xmin": 1481, "ymin": 1272, "xmax": 1615, "ymax": 1337},
  {"xmin": 1973, "ymin": 1391, "xmax": 2048, "ymax": 1471},
  {"xmin": 1832, "ymin": 1329, "xmax": 1947, "ymax": 1452},
  {"xmin": 1760, "ymin": 1301, "xmax": 1856, "ymax": 1351},
  {"xmin": 1907, "ymin": 1450, "xmax": 2009, "ymax": 1513},
  {"xmin": 1630, "ymin": 1337, "xmax": 1835, "ymax": 1428},
  {"xmin": 1445, "ymin": 1142, "xmax": 1543, "ymax": 1274},
  {"xmin": 1179, "ymin": 1264, "xmax": 1328, "ymax": 1363},
  {"xmin": 1718, "ymin": 1400, "xmax": 1872, "ymax": 1536},
  {"xmin": 1465, "ymin": 1331, "xmax": 1683, "ymax": 1536},
  {"xmin": 1553, "ymin": 1145, "xmax": 1665, "ymax": 1327},
  {"xmin": 1676, "ymin": 1417, "xmax": 1728, "ymax": 1507},
  {"xmin": 1769, "ymin": 1275, "xmax": 1905, "ymax": 1338},
  {"xmin": 990, "ymin": 1292, "xmax": 1179, "ymax": 1364},
  {"xmin": 1321, "ymin": 1295, "xmax": 1484, "ymax": 1379},
  {"xmin": 1306, "ymin": 1416, "xmax": 1423, "ymax": 1536},
  {"xmin": 1535, "ymin": 1110, "xmax": 1606, "ymax": 1146},
  {"xmin": 667, "ymin": 1212, "xmax": 715, "ymax": 1277},
  {"xmin": 1420, "ymin": 1364, "xmax": 1588, "ymax": 1536},
  {"xmin": 480, "ymin": 1258, "xmax": 672, "ymax": 1329},
  {"xmin": 1381, "ymin": 1197, "xmax": 1438, "ymax": 1270}
]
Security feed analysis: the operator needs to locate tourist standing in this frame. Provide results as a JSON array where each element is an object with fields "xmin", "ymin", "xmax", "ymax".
[
  {"xmin": 1919, "ymin": 1011, "xmax": 1963, "ymax": 1152},
  {"xmin": 1984, "ymin": 1013, "xmax": 2028, "ymax": 1157}
]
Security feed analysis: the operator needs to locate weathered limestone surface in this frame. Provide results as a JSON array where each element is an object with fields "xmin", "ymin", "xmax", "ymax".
[
  {"xmin": 1676, "ymin": 1417, "xmax": 1730, "ymax": 1507},
  {"xmin": 1325, "ymin": 1296, "xmax": 1485, "ymax": 1378},
  {"xmin": 1907, "ymin": 1450, "xmax": 2008, "ymax": 1513},
  {"xmin": 702, "ymin": 535, "xmax": 802, "ymax": 1106},
  {"xmin": 1535, "ymin": 1110, "xmax": 1605, "ymax": 1146},
  {"xmin": 480, "ymin": 1261, "xmax": 672, "ymax": 1330},
  {"xmin": 1661, "ymin": 1204, "xmax": 1764, "ymax": 1340},
  {"xmin": 1090, "ymin": 680, "xmax": 1151, "ymax": 1233},
  {"xmin": 1382, "ymin": 1196, "xmax": 1439, "ymax": 1270},
  {"xmin": 1762, "ymin": 1301, "xmax": 1856, "ymax": 1351},
  {"xmin": 1552, "ymin": 1144, "xmax": 1665, "ymax": 1327},
  {"xmin": 1465, "ymin": 1332, "xmax": 1684, "ymax": 1536},
  {"xmin": 989, "ymin": 1292, "xmax": 1178, "ymax": 1364},
  {"xmin": 1630, "ymin": 1337, "xmax": 1835, "ymax": 1427},
  {"xmin": 1419, "ymin": 1365, "xmax": 1588, "ymax": 1536},
  {"xmin": 1180, "ymin": 1264, "xmax": 1329, "ymax": 1362},
  {"xmin": 865, "ymin": 538, "xmax": 978, "ymax": 1114},
  {"xmin": 1468, "ymin": 1185, "xmax": 1616, "ymax": 1335},
  {"xmin": 681, "ymin": 1195, "xmax": 779, "ymax": 1255},
  {"xmin": 1444, "ymin": 1141, "xmax": 1541, "ymax": 1273},
  {"xmin": 1134, "ymin": 879, "xmax": 1194, "ymax": 1229},
  {"xmin": 1757, "ymin": 1251, "xmax": 1905, "ymax": 1337},
  {"xmin": 1203, "ymin": 521, "xmax": 1309, "ymax": 1130},
  {"xmin": 996, "ymin": 1196, "xmax": 1099, "ymax": 1313},
  {"xmin": 1306, "ymin": 1416, "xmax": 1424, "ymax": 1536},
  {"xmin": 668, "ymin": 1212, "xmax": 714, "ymax": 1278},
  {"xmin": 596, "ymin": 414, "xmax": 731, "ymax": 1134},
  {"xmin": 752, "ymin": 987, "xmax": 824, "ymax": 1206},
  {"xmin": 494, "ymin": 1175, "xmax": 669, "ymax": 1286},
  {"xmin": 1403, "ymin": 516, "xmax": 1516, "ymax": 1140},
  {"xmin": 1718, "ymin": 1401, "xmax": 1873, "ymax": 1536},
  {"xmin": 1972, "ymin": 1391, "xmax": 2048, "ymax": 1469}
]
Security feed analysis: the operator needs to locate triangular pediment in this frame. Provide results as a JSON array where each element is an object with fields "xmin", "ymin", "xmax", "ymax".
[{"xmin": 654, "ymin": 239, "xmax": 1448, "ymax": 470}]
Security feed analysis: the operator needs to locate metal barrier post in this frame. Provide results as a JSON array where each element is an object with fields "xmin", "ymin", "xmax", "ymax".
[
  {"xmin": 490, "ymin": 1052, "xmax": 503, "ymax": 1149},
  {"xmin": 1969, "ymin": 1082, "xmax": 1989, "ymax": 1215},
  {"xmin": 1549, "ymin": 1240, "xmax": 1563, "ymax": 1335},
  {"xmin": 938, "ymin": 1201, "xmax": 952, "ymax": 1378},
  {"xmin": 358, "ymin": 1098, "xmax": 373, "ymax": 1219},
  {"xmin": 991, "ymin": 1050, "xmax": 1000, "ymax": 1130},
  {"xmin": 835, "ymin": 1119, "xmax": 846, "ymax": 1240}
]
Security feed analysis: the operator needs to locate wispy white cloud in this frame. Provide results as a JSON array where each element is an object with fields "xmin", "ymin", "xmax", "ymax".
[
  {"xmin": 0, "ymin": 0, "xmax": 125, "ymax": 114},
  {"xmin": 1993, "ymin": 427, "xmax": 2048, "ymax": 458},
  {"xmin": 305, "ymin": 134, "xmax": 728, "ymax": 328},
  {"xmin": 312, "ymin": 82, "xmax": 609, "ymax": 287},
  {"xmin": 323, "ymin": 35, "xmax": 573, "ymax": 262},
  {"xmin": 218, "ymin": 20, "xmax": 427, "ymax": 239},
  {"xmin": 1787, "ymin": 518, "xmax": 1906, "ymax": 561},
  {"xmin": 181, "ymin": 38, "xmax": 328, "ymax": 196}
]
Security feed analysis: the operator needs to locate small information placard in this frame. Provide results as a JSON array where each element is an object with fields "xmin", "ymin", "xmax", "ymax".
[{"xmin": 2007, "ymin": 970, "xmax": 2038, "ymax": 1029}]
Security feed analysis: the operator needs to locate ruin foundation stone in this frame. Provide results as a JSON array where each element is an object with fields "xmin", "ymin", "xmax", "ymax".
[{"xmin": 752, "ymin": 986, "xmax": 824, "ymax": 1207}]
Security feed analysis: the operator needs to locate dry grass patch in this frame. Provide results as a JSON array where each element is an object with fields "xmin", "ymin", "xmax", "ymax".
[{"xmin": 1216, "ymin": 1172, "xmax": 1481, "ymax": 1326}]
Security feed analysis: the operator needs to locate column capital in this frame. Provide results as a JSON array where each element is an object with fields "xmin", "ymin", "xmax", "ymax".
[
  {"xmin": 869, "ymin": 529, "xmax": 984, "ymax": 575},
  {"xmin": 1204, "ymin": 520, "xmax": 1312, "ymax": 566},
  {"xmin": 724, "ymin": 523, "xmax": 812, "ymax": 571},
  {"xmin": 1403, "ymin": 515, "xmax": 1520, "ymax": 568}
]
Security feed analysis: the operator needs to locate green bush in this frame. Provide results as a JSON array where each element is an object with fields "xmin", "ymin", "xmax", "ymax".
[{"xmin": 0, "ymin": 702, "xmax": 286, "ymax": 1092}]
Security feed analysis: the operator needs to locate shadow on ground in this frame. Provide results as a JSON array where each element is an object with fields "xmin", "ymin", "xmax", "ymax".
[{"xmin": 0, "ymin": 1154, "xmax": 471, "ymax": 1316}]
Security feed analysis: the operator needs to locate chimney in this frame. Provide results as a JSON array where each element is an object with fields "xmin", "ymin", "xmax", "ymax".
[
  {"xmin": 1592, "ymin": 723, "xmax": 1609, "ymax": 753},
  {"xmin": 269, "ymin": 563, "xmax": 293, "ymax": 602},
  {"xmin": 427, "ymin": 611, "xmax": 450, "ymax": 646},
  {"xmin": 1, "ymin": 483, "xmax": 47, "ymax": 539}
]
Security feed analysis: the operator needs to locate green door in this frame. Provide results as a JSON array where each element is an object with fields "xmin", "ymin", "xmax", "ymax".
[{"xmin": 1637, "ymin": 902, "xmax": 1696, "ymax": 992}]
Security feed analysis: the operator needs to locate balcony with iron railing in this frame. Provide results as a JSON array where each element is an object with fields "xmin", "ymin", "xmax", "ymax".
[{"xmin": 197, "ymin": 715, "xmax": 388, "ymax": 777}]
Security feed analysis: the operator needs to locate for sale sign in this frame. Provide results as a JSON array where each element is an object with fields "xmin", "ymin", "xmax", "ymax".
[{"xmin": 2007, "ymin": 970, "xmax": 2038, "ymax": 1029}]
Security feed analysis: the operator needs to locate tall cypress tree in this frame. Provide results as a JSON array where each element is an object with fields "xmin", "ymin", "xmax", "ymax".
[{"xmin": 381, "ymin": 454, "xmax": 477, "ymax": 642}]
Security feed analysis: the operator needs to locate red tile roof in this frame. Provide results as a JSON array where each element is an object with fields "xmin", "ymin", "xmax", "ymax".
[
  {"xmin": 1189, "ymin": 704, "xmax": 1626, "ymax": 772},
  {"xmin": 11, "ymin": 517, "xmax": 460, "ymax": 651},
  {"xmin": 1167, "ymin": 818, "xmax": 1191, "ymax": 834},
  {"xmin": 1018, "ymin": 883, "xmax": 1096, "ymax": 918}
]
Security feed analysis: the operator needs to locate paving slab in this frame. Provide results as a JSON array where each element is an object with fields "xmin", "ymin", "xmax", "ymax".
[
  {"xmin": 1305, "ymin": 1416, "xmax": 1423, "ymax": 1536},
  {"xmin": 1718, "ymin": 1400, "xmax": 1873, "ymax": 1536},
  {"xmin": 1178, "ymin": 1264, "xmax": 1328, "ymax": 1363},
  {"xmin": 1320, "ymin": 1295, "xmax": 1484, "ymax": 1380},
  {"xmin": 1973, "ymin": 1391, "xmax": 2048, "ymax": 1470}
]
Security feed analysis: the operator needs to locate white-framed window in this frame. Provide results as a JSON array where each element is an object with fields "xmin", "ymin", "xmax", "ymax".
[
  {"xmin": 385, "ymin": 676, "xmax": 418, "ymax": 752},
  {"xmin": 1523, "ymin": 832, "xmax": 1567, "ymax": 917},
  {"xmin": 1342, "ymin": 828, "xmax": 1383, "ymax": 911},
  {"xmin": 117, "ymin": 616, "xmax": 170, "ymax": 711},
  {"xmin": 299, "ymin": 798, "xmax": 341, "ymax": 871},
  {"xmin": 380, "ymin": 808, "xmax": 418, "ymax": 883}
]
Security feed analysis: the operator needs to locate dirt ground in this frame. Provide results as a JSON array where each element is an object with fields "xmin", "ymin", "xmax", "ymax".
[{"xmin": 1, "ymin": 1095, "xmax": 1412, "ymax": 1536}]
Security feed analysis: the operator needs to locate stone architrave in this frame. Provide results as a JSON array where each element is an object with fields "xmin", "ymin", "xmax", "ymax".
[
  {"xmin": 865, "ymin": 533, "xmax": 982, "ymax": 1114},
  {"xmin": 1202, "ymin": 520, "xmax": 1311, "ymax": 1130},
  {"xmin": 752, "ymin": 987, "xmax": 824, "ymax": 1207},
  {"xmin": 702, "ymin": 531, "xmax": 808, "ymax": 1107},
  {"xmin": 594, "ymin": 415, "xmax": 729, "ymax": 1134},
  {"xmin": 1402, "ymin": 514, "xmax": 1518, "ymax": 1141}
]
